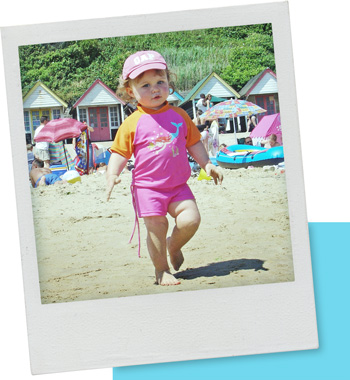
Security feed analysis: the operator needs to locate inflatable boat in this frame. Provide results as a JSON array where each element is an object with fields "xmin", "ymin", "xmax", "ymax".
[{"xmin": 216, "ymin": 144, "xmax": 284, "ymax": 169}]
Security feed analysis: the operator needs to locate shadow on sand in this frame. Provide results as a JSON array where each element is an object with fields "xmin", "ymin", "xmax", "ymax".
[{"xmin": 175, "ymin": 258, "xmax": 268, "ymax": 280}]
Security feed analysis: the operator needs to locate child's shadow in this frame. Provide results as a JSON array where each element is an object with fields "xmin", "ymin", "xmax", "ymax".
[{"xmin": 175, "ymin": 259, "xmax": 268, "ymax": 280}]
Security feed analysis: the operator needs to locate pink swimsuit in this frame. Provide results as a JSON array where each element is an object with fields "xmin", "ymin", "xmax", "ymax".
[{"xmin": 110, "ymin": 102, "xmax": 201, "ymax": 255}]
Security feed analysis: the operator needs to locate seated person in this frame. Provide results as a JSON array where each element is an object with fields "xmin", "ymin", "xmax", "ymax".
[
  {"xmin": 96, "ymin": 162, "xmax": 108, "ymax": 174},
  {"xmin": 27, "ymin": 144, "xmax": 35, "ymax": 172},
  {"xmin": 261, "ymin": 134, "xmax": 280, "ymax": 148},
  {"xmin": 192, "ymin": 110, "xmax": 204, "ymax": 126},
  {"xmin": 244, "ymin": 137, "xmax": 253, "ymax": 145},
  {"xmin": 29, "ymin": 159, "xmax": 67, "ymax": 188}
]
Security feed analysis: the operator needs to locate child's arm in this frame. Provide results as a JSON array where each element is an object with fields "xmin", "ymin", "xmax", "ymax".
[
  {"xmin": 187, "ymin": 141, "xmax": 223, "ymax": 185},
  {"xmin": 106, "ymin": 152, "xmax": 128, "ymax": 201}
]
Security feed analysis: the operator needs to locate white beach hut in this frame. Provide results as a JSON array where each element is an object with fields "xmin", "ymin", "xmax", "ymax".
[{"xmin": 23, "ymin": 80, "xmax": 68, "ymax": 143}]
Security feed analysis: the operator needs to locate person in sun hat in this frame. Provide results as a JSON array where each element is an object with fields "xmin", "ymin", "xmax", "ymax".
[{"xmin": 106, "ymin": 50, "xmax": 223, "ymax": 286}]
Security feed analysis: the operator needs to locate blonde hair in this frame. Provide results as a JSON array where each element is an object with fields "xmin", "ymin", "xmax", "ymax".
[{"xmin": 117, "ymin": 69, "xmax": 176, "ymax": 104}]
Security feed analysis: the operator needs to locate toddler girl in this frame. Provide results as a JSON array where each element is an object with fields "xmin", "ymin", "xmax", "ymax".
[{"xmin": 106, "ymin": 50, "xmax": 223, "ymax": 286}]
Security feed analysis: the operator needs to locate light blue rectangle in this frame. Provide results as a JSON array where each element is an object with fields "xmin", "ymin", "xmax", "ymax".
[{"xmin": 114, "ymin": 222, "xmax": 349, "ymax": 380}]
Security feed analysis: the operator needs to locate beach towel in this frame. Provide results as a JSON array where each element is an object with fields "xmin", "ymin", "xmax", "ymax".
[
  {"xmin": 75, "ymin": 131, "xmax": 96, "ymax": 175},
  {"xmin": 208, "ymin": 122, "xmax": 219, "ymax": 157},
  {"xmin": 49, "ymin": 141, "xmax": 75, "ymax": 169},
  {"xmin": 75, "ymin": 131, "xmax": 89, "ymax": 175}
]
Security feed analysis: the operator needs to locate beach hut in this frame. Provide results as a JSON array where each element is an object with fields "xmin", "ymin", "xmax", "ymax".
[
  {"xmin": 73, "ymin": 79, "xmax": 126, "ymax": 142},
  {"xmin": 239, "ymin": 68, "xmax": 279, "ymax": 122},
  {"xmin": 249, "ymin": 113, "xmax": 282, "ymax": 146},
  {"xmin": 179, "ymin": 72, "xmax": 240, "ymax": 119},
  {"xmin": 23, "ymin": 80, "xmax": 68, "ymax": 144}
]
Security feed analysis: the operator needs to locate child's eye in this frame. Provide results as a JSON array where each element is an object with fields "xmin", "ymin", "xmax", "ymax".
[
  {"xmin": 142, "ymin": 84, "xmax": 149, "ymax": 88},
  {"xmin": 158, "ymin": 81, "xmax": 164, "ymax": 85}
]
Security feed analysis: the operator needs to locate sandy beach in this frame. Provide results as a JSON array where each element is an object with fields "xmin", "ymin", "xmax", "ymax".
[{"xmin": 30, "ymin": 135, "xmax": 294, "ymax": 304}]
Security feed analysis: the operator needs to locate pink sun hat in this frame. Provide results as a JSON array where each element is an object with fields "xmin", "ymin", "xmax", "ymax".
[{"xmin": 122, "ymin": 50, "xmax": 167, "ymax": 80}]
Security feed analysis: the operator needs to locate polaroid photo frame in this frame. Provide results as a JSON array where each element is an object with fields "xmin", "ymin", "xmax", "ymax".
[{"xmin": 1, "ymin": 1, "xmax": 318, "ymax": 375}]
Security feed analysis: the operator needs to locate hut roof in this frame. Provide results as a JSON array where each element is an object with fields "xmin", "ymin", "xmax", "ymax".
[
  {"xmin": 23, "ymin": 80, "xmax": 68, "ymax": 108},
  {"xmin": 73, "ymin": 79, "xmax": 125, "ymax": 108},
  {"xmin": 179, "ymin": 72, "xmax": 240, "ymax": 106},
  {"xmin": 239, "ymin": 68, "xmax": 277, "ymax": 97}
]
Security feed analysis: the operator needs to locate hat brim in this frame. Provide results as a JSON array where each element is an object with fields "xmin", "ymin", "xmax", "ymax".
[{"xmin": 126, "ymin": 62, "xmax": 167, "ymax": 80}]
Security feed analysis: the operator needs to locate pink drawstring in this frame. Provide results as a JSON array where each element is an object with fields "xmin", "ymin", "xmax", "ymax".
[{"xmin": 129, "ymin": 185, "xmax": 141, "ymax": 258}]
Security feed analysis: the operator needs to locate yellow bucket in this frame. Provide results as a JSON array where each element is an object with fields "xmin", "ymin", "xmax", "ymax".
[
  {"xmin": 67, "ymin": 176, "xmax": 81, "ymax": 184},
  {"xmin": 197, "ymin": 169, "xmax": 212, "ymax": 181}
]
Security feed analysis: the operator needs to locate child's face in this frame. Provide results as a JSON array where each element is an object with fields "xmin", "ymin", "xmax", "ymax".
[{"xmin": 126, "ymin": 69, "xmax": 170, "ymax": 110}]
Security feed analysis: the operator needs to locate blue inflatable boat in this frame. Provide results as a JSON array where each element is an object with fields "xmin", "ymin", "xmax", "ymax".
[{"xmin": 216, "ymin": 144, "xmax": 284, "ymax": 169}]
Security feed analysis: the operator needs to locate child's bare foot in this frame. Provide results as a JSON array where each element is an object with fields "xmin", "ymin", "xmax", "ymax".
[
  {"xmin": 167, "ymin": 237, "xmax": 184, "ymax": 271},
  {"xmin": 155, "ymin": 270, "xmax": 181, "ymax": 286}
]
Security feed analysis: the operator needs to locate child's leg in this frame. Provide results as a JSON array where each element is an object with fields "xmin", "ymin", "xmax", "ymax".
[
  {"xmin": 143, "ymin": 215, "xmax": 181, "ymax": 286},
  {"xmin": 167, "ymin": 199, "xmax": 201, "ymax": 271}
]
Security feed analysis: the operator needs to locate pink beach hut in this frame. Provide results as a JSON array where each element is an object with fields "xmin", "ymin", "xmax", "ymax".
[{"xmin": 249, "ymin": 113, "xmax": 282, "ymax": 146}]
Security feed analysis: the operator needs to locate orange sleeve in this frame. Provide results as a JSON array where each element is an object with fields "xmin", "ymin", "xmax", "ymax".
[
  {"xmin": 109, "ymin": 113, "xmax": 140, "ymax": 159},
  {"xmin": 172, "ymin": 107, "xmax": 201, "ymax": 147}
]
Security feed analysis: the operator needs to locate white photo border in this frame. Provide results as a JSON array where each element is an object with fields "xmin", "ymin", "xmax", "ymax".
[{"xmin": 1, "ymin": 2, "xmax": 318, "ymax": 375}]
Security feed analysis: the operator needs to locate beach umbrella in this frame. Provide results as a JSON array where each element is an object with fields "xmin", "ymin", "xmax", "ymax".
[
  {"xmin": 34, "ymin": 118, "xmax": 87, "ymax": 143},
  {"xmin": 34, "ymin": 118, "xmax": 88, "ymax": 169},
  {"xmin": 201, "ymin": 99, "xmax": 266, "ymax": 120},
  {"xmin": 201, "ymin": 99, "xmax": 266, "ymax": 143}
]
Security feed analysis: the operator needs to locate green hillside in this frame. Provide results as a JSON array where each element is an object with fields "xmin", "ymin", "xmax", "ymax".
[{"xmin": 19, "ymin": 24, "xmax": 275, "ymax": 104}]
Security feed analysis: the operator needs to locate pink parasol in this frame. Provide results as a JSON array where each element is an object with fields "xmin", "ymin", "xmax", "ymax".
[
  {"xmin": 34, "ymin": 118, "xmax": 87, "ymax": 143},
  {"xmin": 34, "ymin": 118, "xmax": 88, "ymax": 171}
]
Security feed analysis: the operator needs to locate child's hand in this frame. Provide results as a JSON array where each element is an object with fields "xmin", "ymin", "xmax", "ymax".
[
  {"xmin": 205, "ymin": 163, "xmax": 223, "ymax": 185},
  {"xmin": 106, "ymin": 174, "xmax": 121, "ymax": 201}
]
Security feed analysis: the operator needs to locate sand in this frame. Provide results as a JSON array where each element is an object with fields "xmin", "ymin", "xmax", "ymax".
[{"xmin": 30, "ymin": 136, "xmax": 294, "ymax": 304}]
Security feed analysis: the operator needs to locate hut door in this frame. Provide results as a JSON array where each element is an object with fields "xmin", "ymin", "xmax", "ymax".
[
  {"xmin": 255, "ymin": 96, "xmax": 275, "ymax": 121},
  {"xmin": 31, "ymin": 109, "xmax": 51, "ymax": 132},
  {"xmin": 88, "ymin": 107, "xmax": 110, "ymax": 141}
]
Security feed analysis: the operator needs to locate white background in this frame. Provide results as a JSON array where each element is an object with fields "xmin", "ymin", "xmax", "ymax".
[{"xmin": 1, "ymin": 0, "xmax": 348, "ymax": 379}]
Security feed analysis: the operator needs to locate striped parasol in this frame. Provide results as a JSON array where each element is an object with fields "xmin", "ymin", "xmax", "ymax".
[{"xmin": 201, "ymin": 99, "xmax": 266, "ymax": 120}]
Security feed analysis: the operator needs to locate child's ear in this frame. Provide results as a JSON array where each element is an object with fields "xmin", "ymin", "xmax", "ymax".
[{"xmin": 126, "ymin": 86, "xmax": 134, "ymax": 98}]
